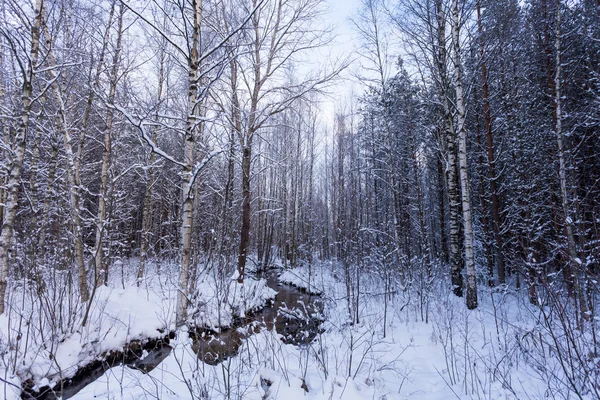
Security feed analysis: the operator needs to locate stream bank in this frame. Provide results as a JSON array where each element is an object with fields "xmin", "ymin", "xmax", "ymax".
[{"xmin": 21, "ymin": 272, "xmax": 323, "ymax": 399}]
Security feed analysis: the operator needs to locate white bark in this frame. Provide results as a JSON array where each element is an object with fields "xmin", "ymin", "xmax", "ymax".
[
  {"xmin": 0, "ymin": 0, "xmax": 44, "ymax": 314},
  {"xmin": 175, "ymin": 0, "xmax": 202, "ymax": 327},
  {"xmin": 433, "ymin": 0, "xmax": 463, "ymax": 297},
  {"xmin": 452, "ymin": 0, "xmax": 477, "ymax": 309}
]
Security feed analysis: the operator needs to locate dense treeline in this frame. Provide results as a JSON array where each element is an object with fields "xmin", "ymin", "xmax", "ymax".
[
  {"xmin": 0, "ymin": 0, "xmax": 599, "ymax": 330},
  {"xmin": 344, "ymin": 0, "xmax": 600, "ymax": 320}
]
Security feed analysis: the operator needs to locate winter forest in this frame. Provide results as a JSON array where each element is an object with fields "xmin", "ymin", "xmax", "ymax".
[{"xmin": 0, "ymin": 0, "xmax": 599, "ymax": 398}]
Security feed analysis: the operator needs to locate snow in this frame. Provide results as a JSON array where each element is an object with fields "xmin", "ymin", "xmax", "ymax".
[
  {"xmin": 190, "ymin": 272, "xmax": 276, "ymax": 327},
  {"xmin": 278, "ymin": 263, "xmax": 329, "ymax": 294},
  {"xmin": 0, "ymin": 260, "xmax": 274, "ymax": 396},
  {"xmin": 1, "ymin": 259, "xmax": 595, "ymax": 399}
]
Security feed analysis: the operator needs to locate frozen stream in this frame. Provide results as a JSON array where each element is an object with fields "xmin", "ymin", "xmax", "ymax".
[
  {"xmin": 190, "ymin": 273, "xmax": 324, "ymax": 365},
  {"xmin": 22, "ymin": 272, "xmax": 323, "ymax": 400}
]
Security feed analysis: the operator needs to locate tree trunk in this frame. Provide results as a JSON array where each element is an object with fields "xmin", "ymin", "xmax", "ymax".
[
  {"xmin": 437, "ymin": 154, "xmax": 448, "ymax": 263},
  {"xmin": 94, "ymin": 3, "xmax": 124, "ymax": 287},
  {"xmin": 553, "ymin": 0, "xmax": 588, "ymax": 320},
  {"xmin": 175, "ymin": 0, "xmax": 202, "ymax": 327},
  {"xmin": 434, "ymin": 0, "xmax": 463, "ymax": 297},
  {"xmin": 477, "ymin": 1, "xmax": 505, "ymax": 284},
  {"xmin": 237, "ymin": 144, "xmax": 252, "ymax": 283},
  {"xmin": 453, "ymin": 0, "xmax": 477, "ymax": 309},
  {"xmin": 0, "ymin": 0, "xmax": 44, "ymax": 314}
]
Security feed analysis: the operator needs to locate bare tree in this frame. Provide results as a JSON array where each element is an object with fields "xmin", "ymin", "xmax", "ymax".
[
  {"xmin": 234, "ymin": 0, "xmax": 343, "ymax": 284},
  {"xmin": 119, "ymin": 0, "xmax": 261, "ymax": 326},
  {"xmin": 0, "ymin": 0, "xmax": 44, "ymax": 314},
  {"xmin": 452, "ymin": 0, "xmax": 477, "ymax": 309},
  {"xmin": 93, "ymin": 1, "xmax": 126, "ymax": 287}
]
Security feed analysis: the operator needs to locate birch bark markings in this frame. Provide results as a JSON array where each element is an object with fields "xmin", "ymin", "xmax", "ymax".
[
  {"xmin": 175, "ymin": 0, "xmax": 202, "ymax": 327},
  {"xmin": 452, "ymin": 0, "xmax": 477, "ymax": 309},
  {"xmin": 0, "ymin": 0, "xmax": 44, "ymax": 314},
  {"xmin": 0, "ymin": 51, "xmax": 9, "ymax": 228},
  {"xmin": 433, "ymin": 0, "xmax": 463, "ymax": 297}
]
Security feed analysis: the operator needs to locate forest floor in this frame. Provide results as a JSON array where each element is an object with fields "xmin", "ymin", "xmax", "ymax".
[
  {"xmin": 0, "ymin": 260, "xmax": 274, "ymax": 400},
  {"xmin": 1, "ymin": 260, "xmax": 594, "ymax": 399}
]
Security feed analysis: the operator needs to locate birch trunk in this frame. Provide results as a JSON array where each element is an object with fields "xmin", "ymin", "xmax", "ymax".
[
  {"xmin": 437, "ymin": 155, "xmax": 448, "ymax": 263},
  {"xmin": 434, "ymin": 0, "xmax": 463, "ymax": 297},
  {"xmin": 175, "ymin": 0, "xmax": 202, "ymax": 327},
  {"xmin": 453, "ymin": 0, "xmax": 477, "ymax": 309},
  {"xmin": 0, "ymin": 51, "xmax": 10, "ymax": 228},
  {"xmin": 0, "ymin": 0, "xmax": 44, "ymax": 314},
  {"xmin": 94, "ymin": 3, "xmax": 124, "ymax": 287}
]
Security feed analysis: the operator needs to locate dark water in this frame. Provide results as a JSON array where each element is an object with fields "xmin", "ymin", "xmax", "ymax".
[
  {"xmin": 190, "ymin": 274, "xmax": 324, "ymax": 365},
  {"xmin": 22, "ymin": 273, "xmax": 323, "ymax": 399},
  {"xmin": 21, "ymin": 335, "xmax": 174, "ymax": 400}
]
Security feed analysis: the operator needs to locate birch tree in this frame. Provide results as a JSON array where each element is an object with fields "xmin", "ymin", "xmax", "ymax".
[
  {"xmin": 0, "ymin": 0, "xmax": 44, "ymax": 314},
  {"xmin": 452, "ymin": 0, "xmax": 477, "ymax": 309},
  {"xmin": 392, "ymin": 0, "xmax": 465, "ymax": 297},
  {"xmin": 120, "ymin": 0, "xmax": 261, "ymax": 326}
]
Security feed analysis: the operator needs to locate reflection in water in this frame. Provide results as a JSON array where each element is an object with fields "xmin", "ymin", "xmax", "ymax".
[
  {"xmin": 191, "ymin": 274, "xmax": 324, "ymax": 365},
  {"xmin": 22, "ymin": 273, "xmax": 323, "ymax": 399}
]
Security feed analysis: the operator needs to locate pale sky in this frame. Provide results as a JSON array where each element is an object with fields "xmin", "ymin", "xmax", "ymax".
[{"xmin": 318, "ymin": 0, "xmax": 363, "ymax": 128}]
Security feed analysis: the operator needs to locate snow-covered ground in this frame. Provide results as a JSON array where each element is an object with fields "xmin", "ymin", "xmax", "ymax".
[
  {"xmin": 0, "ymin": 260, "xmax": 274, "ymax": 400},
  {"xmin": 279, "ymin": 264, "xmax": 326, "ymax": 295},
  {"xmin": 1, "ymin": 259, "xmax": 596, "ymax": 399}
]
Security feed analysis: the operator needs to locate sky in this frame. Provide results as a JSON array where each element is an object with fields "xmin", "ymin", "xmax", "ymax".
[
  {"xmin": 325, "ymin": 0, "xmax": 362, "ymax": 55},
  {"xmin": 318, "ymin": 0, "xmax": 364, "ymax": 128}
]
